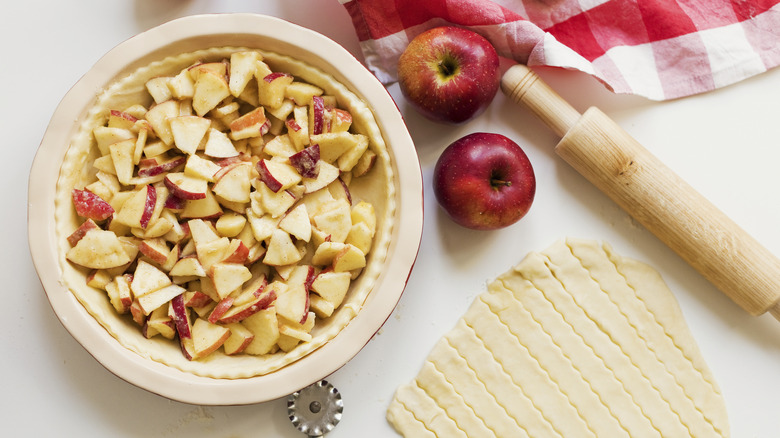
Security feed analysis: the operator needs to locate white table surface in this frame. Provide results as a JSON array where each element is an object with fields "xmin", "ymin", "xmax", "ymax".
[{"xmin": 8, "ymin": 1, "xmax": 780, "ymax": 436}]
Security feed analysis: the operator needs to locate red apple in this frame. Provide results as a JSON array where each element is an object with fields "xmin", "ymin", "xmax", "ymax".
[
  {"xmin": 433, "ymin": 133, "xmax": 535, "ymax": 230},
  {"xmin": 397, "ymin": 26, "xmax": 500, "ymax": 124}
]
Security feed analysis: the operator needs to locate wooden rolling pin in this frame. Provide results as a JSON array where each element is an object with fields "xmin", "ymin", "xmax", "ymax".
[{"xmin": 501, "ymin": 63, "xmax": 780, "ymax": 320}]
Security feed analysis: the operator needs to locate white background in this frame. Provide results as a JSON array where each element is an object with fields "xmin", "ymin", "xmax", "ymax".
[{"xmin": 7, "ymin": 1, "xmax": 780, "ymax": 436}]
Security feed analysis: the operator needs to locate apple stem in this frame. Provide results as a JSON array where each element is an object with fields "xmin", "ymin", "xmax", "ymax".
[{"xmin": 491, "ymin": 179, "xmax": 512, "ymax": 188}]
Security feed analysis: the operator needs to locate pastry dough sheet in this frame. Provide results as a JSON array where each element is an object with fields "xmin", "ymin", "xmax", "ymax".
[{"xmin": 387, "ymin": 238, "xmax": 728, "ymax": 437}]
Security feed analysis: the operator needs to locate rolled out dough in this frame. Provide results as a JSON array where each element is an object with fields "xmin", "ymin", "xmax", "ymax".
[{"xmin": 387, "ymin": 238, "xmax": 728, "ymax": 437}]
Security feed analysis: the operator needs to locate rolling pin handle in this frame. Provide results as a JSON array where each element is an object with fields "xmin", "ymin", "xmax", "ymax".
[{"xmin": 500, "ymin": 64, "xmax": 581, "ymax": 138}]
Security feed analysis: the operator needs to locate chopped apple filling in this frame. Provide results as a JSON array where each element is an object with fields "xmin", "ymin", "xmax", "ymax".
[{"xmin": 64, "ymin": 50, "xmax": 378, "ymax": 361}]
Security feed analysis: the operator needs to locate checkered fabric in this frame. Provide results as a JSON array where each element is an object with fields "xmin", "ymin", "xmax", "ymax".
[{"xmin": 340, "ymin": 0, "xmax": 780, "ymax": 100}]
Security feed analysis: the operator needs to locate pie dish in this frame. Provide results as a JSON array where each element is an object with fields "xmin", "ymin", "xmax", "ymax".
[{"xmin": 28, "ymin": 14, "xmax": 422, "ymax": 405}]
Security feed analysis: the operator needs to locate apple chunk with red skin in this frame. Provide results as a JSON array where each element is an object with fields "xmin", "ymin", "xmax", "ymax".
[
  {"xmin": 114, "ymin": 184, "xmax": 157, "ymax": 229},
  {"xmin": 397, "ymin": 26, "xmax": 500, "ymax": 124},
  {"xmin": 72, "ymin": 189, "xmax": 114, "ymax": 221},
  {"xmin": 433, "ymin": 132, "xmax": 535, "ymax": 230},
  {"xmin": 289, "ymin": 144, "xmax": 320, "ymax": 179}
]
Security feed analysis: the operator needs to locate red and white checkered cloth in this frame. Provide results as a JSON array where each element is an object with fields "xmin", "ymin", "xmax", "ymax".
[{"xmin": 340, "ymin": 0, "xmax": 780, "ymax": 100}]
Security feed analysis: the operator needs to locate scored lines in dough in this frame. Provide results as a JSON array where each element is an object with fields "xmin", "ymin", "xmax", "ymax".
[{"xmin": 387, "ymin": 238, "xmax": 728, "ymax": 437}]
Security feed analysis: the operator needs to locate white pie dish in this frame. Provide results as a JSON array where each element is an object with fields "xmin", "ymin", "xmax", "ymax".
[{"xmin": 27, "ymin": 13, "xmax": 423, "ymax": 405}]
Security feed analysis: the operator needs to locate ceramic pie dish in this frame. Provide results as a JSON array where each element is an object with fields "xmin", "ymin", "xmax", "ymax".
[{"xmin": 28, "ymin": 13, "xmax": 423, "ymax": 405}]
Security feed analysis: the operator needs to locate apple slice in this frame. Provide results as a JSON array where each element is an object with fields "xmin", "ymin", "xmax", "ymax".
[
  {"xmin": 279, "ymin": 312, "xmax": 315, "ymax": 341},
  {"xmin": 287, "ymin": 106, "xmax": 310, "ymax": 150},
  {"xmin": 191, "ymin": 318, "xmax": 231, "ymax": 358},
  {"xmin": 241, "ymin": 307, "xmax": 280, "ymax": 355},
  {"xmin": 206, "ymin": 296, "xmax": 234, "ymax": 323},
  {"xmin": 179, "ymin": 189, "xmax": 223, "ymax": 220},
  {"xmin": 312, "ymin": 199, "xmax": 352, "ymax": 243},
  {"xmin": 337, "ymin": 133, "xmax": 369, "ymax": 172},
  {"xmin": 86, "ymin": 269, "xmax": 113, "ymax": 290},
  {"xmin": 229, "ymin": 106, "xmax": 267, "ymax": 140},
  {"xmin": 257, "ymin": 159, "xmax": 301, "ymax": 193},
  {"xmin": 246, "ymin": 210, "xmax": 281, "ymax": 242},
  {"xmin": 213, "ymin": 163, "xmax": 252, "ymax": 203},
  {"xmin": 311, "ymin": 271, "xmax": 351, "ymax": 308},
  {"xmin": 264, "ymin": 229, "xmax": 304, "ymax": 266},
  {"xmin": 229, "ymin": 51, "xmax": 262, "ymax": 97},
  {"xmin": 72, "ymin": 189, "xmax": 114, "ymax": 221},
  {"xmin": 203, "ymin": 128, "xmax": 239, "ymax": 158},
  {"xmin": 183, "ymin": 290, "xmax": 213, "ymax": 308},
  {"xmin": 310, "ymin": 132, "xmax": 366, "ymax": 163},
  {"xmin": 93, "ymin": 126, "xmax": 135, "ymax": 155},
  {"xmin": 169, "ymin": 256, "xmax": 207, "ymax": 278},
  {"xmin": 222, "ymin": 239, "xmax": 250, "ymax": 264},
  {"xmin": 209, "ymin": 262, "xmax": 252, "ymax": 300},
  {"xmin": 311, "ymin": 241, "xmax": 347, "ymax": 266},
  {"xmin": 309, "ymin": 95, "xmax": 326, "ymax": 136},
  {"xmin": 263, "ymin": 134, "xmax": 297, "ymax": 158},
  {"xmin": 275, "ymin": 283, "xmax": 310, "ymax": 325},
  {"xmin": 346, "ymin": 221, "xmax": 374, "ymax": 255},
  {"xmin": 145, "ymin": 100, "xmax": 180, "ymax": 145},
  {"xmin": 258, "ymin": 72, "xmax": 294, "ymax": 109},
  {"xmin": 147, "ymin": 305, "xmax": 176, "ymax": 339},
  {"xmin": 128, "ymin": 301, "xmax": 146, "ymax": 326},
  {"xmin": 137, "ymin": 283, "xmax": 186, "ymax": 315},
  {"xmin": 170, "ymin": 115, "xmax": 210, "ymax": 154},
  {"xmin": 302, "ymin": 161, "xmax": 340, "ymax": 194},
  {"xmin": 188, "ymin": 61, "xmax": 227, "ymax": 81},
  {"xmin": 328, "ymin": 108, "xmax": 352, "ymax": 133},
  {"xmin": 217, "ymin": 286, "xmax": 277, "ymax": 324},
  {"xmin": 163, "ymin": 172, "xmax": 208, "ymax": 200},
  {"xmin": 66, "ymin": 229, "xmax": 131, "ymax": 270},
  {"xmin": 105, "ymin": 274, "xmax": 133, "ymax": 314},
  {"xmin": 109, "ymin": 139, "xmax": 136, "ymax": 185},
  {"xmin": 289, "ymin": 144, "xmax": 320, "ymax": 179},
  {"xmin": 108, "ymin": 109, "xmax": 138, "ymax": 130},
  {"xmin": 130, "ymin": 259, "xmax": 172, "ymax": 298},
  {"xmin": 279, "ymin": 203, "xmax": 311, "ymax": 242},
  {"xmin": 284, "ymin": 81, "xmax": 323, "ymax": 106},
  {"xmin": 223, "ymin": 323, "xmax": 255, "ymax": 355},
  {"xmin": 327, "ymin": 177, "xmax": 352, "ymax": 205},
  {"xmin": 184, "ymin": 154, "xmax": 221, "ymax": 182},
  {"xmin": 332, "ymin": 244, "xmax": 367, "ymax": 272},
  {"xmin": 195, "ymin": 236, "xmax": 230, "ymax": 272},
  {"xmin": 193, "ymin": 70, "xmax": 231, "ymax": 116},
  {"xmin": 167, "ymin": 68, "xmax": 195, "ymax": 99},
  {"xmin": 215, "ymin": 213, "xmax": 247, "ymax": 237},
  {"xmin": 266, "ymin": 98, "xmax": 295, "ymax": 123},
  {"xmin": 67, "ymin": 219, "xmax": 99, "ymax": 247},
  {"xmin": 351, "ymin": 201, "xmax": 377, "ymax": 234},
  {"xmin": 188, "ymin": 218, "xmax": 219, "ymax": 245},
  {"xmin": 114, "ymin": 185, "xmax": 156, "ymax": 229},
  {"xmin": 145, "ymin": 76, "xmax": 173, "ymax": 103},
  {"xmin": 255, "ymin": 183, "xmax": 298, "ymax": 218},
  {"xmin": 170, "ymin": 294, "xmax": 192, "ymax": 339},
  {"xmin": 137, "ymin": 155, "xmax": 186, "ymax": 177},
  {"xmin": 277, "ymin": 314, "xmax": 316, "ymax": 352},
  {"xmin": 138, "ymin": 237, "xmax": 171, "ymax": 265},
  {"xmin": 309, "ymin": 294, "xmax": 335, "ymax": 319}
]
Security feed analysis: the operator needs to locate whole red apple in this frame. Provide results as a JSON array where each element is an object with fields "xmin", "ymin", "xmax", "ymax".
[
  {"xmin": 397, "ymin": 26, "xmax": 500, "ymax": 124},
  {"xmin": 433, "ymin": 133, "xmax": 535, "ymax": 230}
]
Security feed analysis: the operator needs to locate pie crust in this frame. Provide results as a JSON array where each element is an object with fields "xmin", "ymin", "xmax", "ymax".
[
  {"xmin": 387, "ymin": 238, "xmax": 728, "ymax": 437},
  {"xmin": 54, "ymin": 47, "xmax": 395, "ymax": 379}
]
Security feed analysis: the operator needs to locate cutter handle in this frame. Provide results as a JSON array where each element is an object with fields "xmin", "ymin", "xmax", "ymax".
[{"xmin": 501, "ymin": 64, "xmax": 780, "ymax": 318}]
